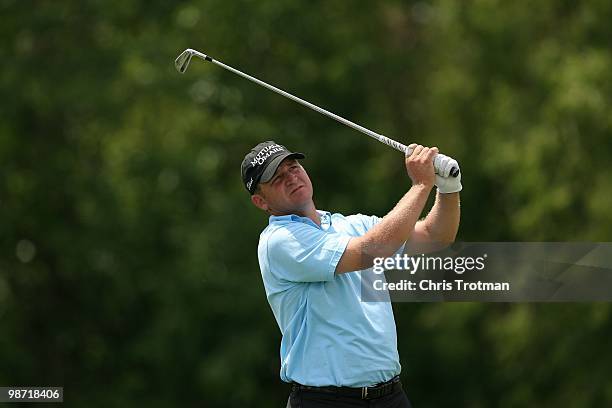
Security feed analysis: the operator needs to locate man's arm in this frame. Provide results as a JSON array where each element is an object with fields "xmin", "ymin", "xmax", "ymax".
[
  {"xmin": 336, "ymin": 145, "xmax": 438, "ymax": 274},
  {"xmin": 410, "ymin": 192, "xmax": 460, "ymax": 245}
]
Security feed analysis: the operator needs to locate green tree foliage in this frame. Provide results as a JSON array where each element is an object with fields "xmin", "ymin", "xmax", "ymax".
[{"xmin": 1, "ymin": 0, "xmax": 611, "ymax": 406}]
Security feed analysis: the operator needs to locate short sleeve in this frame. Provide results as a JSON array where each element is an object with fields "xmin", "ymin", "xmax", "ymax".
[
  {"xmin": 265, "ymin": 224, "xmax": 351, "ymax": 283},
  {"xmin": 344, "ymin": 213, "xmax": 383, "ymax": 233}
]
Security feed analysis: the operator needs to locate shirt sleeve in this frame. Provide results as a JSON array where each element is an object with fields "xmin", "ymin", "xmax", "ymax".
[
  {"xmin": 345, "ymin": 213, "xmax": 382, "ymax": 232},
  {"xmin": 265, "ymin": 223, "xmax": 351, "ymax": 283}
]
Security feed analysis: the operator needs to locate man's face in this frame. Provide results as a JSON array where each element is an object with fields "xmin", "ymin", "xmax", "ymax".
[{"xmin": 251, "ymin": 158, "xmax": 314, "ymax": 215}]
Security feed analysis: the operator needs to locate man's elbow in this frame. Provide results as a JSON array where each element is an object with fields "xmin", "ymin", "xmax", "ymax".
[{"xmin": 412, "ymin": 223, "xmax": 457, "ymax": 253}]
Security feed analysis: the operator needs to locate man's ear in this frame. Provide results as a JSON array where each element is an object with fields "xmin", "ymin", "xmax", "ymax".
[{"xmin": 251, "ymin": 193, "xmax": 269, "ymax": 211}]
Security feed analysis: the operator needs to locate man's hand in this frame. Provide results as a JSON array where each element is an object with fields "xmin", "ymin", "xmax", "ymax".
[
  {"xmin": 405, "ymin": 144, "xmax": 438, "ymax": 188},
  {"xmin": 435, "ymin": 154, "xmax": 462, "ymax": 193}
]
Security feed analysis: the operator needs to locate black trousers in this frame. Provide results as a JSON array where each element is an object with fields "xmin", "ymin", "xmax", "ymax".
[{"xmin": 286, "ymin": 387, "xmax": 413, "ymax": 407}]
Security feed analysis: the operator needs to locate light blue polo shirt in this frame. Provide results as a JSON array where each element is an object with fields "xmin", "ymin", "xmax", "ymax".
[{"xmin": 257, "ymin": 210, "xmax": 401, "ymax": 387}]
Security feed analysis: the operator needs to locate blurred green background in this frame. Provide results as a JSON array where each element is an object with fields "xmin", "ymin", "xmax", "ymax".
[{"xmin": 2, "ymin": 0, "xmax": 612, "ymax": 406}]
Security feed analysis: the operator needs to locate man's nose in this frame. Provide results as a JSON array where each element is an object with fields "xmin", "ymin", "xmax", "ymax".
[{"xmin": 286, "ymin": 172, "xmax": 298, "ymax": 184}]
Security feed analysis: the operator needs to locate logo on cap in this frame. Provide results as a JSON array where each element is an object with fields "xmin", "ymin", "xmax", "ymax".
[{"xmin": 250, "ymin": 144, "xmax": 284, "ymax": 167}]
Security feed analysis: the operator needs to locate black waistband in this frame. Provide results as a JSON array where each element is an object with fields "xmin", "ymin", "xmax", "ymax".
[{"xmin": 291, "ymin": 375, "xmax": 402, "ymax": 400}]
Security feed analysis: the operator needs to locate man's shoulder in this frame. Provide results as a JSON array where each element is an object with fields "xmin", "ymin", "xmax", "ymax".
[{"xmin": 258, "ymin": 219, "xmax": 313, "ymax": 247}]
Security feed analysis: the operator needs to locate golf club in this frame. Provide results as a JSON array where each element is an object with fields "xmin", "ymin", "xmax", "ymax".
[{"xmin": 175, "ymin": 48, "xmax": 459, "ymax": 177}]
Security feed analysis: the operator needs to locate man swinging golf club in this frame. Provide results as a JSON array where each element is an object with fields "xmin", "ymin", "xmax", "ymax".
[{"xmin": 241, "ymin": 140, "xmax": 461, "ymax": 407}]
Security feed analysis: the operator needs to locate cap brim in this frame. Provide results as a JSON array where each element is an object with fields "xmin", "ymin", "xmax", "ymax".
[{"xmin": 259, "ymin": 152, "xmax": 305, "ymax": 184}]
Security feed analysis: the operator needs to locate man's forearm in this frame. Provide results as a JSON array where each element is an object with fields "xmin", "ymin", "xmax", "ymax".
[
  {"xmin": 360, "ymin": 184, "xmax": 432, "ymax": 258},
  {"xmin": 420, "ymin": 192, "xmax": 460, "ymax": 242},
  {"xmin": 336, "ymin": 146, "xmax": 443, "ymax": 274}
]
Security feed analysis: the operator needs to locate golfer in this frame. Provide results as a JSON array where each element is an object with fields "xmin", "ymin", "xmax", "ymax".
[{"xmin": 241, "ymin": 141, "xmax": 461, "ymax": 407}]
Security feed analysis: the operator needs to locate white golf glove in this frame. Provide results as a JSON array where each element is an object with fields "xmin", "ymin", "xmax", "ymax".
[{"xmin": 434, "ymin": 154, "xmax": 462, "ymax": 193}]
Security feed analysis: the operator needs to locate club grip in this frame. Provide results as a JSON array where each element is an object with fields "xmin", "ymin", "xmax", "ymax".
[
  {"xmin": 403, "ymin": 144, "xmax": 459, "ymax": 178},
  {"xmin": 433, "ymin": 153, "xmax": 460, "ymax": 178},
  {"xmin": 390, "ymin": 142, "xmax": 461, "ymax": 177}
]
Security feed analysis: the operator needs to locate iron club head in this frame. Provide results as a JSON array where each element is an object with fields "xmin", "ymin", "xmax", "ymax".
[{"xmin": 175, "ymin": 49, "xmax": 194, "ymax": 73}]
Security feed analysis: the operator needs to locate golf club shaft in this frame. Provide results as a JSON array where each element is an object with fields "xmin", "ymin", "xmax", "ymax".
[{"xmin": 180, "ymin": 49, "xmax": 458, "ymax": 177}]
